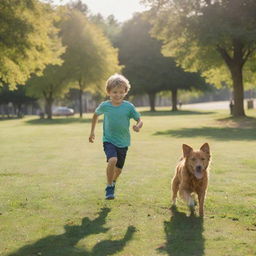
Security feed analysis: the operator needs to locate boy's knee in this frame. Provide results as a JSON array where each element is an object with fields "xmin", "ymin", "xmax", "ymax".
[{"xmin": 108, "ymin": 157, "xmax": 118, "ymax": 165}]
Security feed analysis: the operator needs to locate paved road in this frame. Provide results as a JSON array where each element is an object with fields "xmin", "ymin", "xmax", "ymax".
[
  {"xmin": 182, "ymin": 100, "xmax": 230, "ymax": 110},
  {"xmin": 182, "ymin": 99, "xmax": 255, "ymax": 110}
]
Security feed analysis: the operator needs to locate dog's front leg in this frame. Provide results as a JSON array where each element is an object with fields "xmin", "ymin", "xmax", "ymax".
[
  {"xmin": 179, "ymin": 188, "xmax": 195, "ymax": 210},
  {"xmin": 198, "ymin": 190, "xmax": 206, "ymax": 217},
  {"xmin": 171, "ymin": 176, "xmax": 180, "ymax": 205}
]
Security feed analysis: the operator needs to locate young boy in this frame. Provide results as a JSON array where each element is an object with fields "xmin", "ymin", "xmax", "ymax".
[{"xmin": 89, "ymin": 74, "xmax": 143, "ymax": 200}]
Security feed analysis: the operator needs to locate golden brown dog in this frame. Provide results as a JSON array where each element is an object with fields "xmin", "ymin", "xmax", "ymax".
[{"xmin": 171, "ymin": 143, "xmax": 211, "ymax": 217}]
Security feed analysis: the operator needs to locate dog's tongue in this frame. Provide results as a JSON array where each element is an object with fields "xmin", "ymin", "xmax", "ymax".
[{"xmin": 195, "ymin": 171, "xmax": 203, "ymax": 179}]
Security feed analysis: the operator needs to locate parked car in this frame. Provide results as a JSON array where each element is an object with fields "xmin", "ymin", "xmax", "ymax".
[{"xmin": 52, "ymin": 106, "xmax": 74, "ymax": 116}]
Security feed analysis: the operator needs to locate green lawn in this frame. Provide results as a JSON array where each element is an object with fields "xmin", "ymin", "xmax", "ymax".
[{"xmin": 1, "ymin": 108, "xmax": 256, "ymax": 256}]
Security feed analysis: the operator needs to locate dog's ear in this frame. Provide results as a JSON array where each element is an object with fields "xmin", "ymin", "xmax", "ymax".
[
  {"xmin": 182, "ymin": 144, "xmax": 193, "ymax": 157},
  {"xmin": 200, "ymin": 143, "xmax": 210, "ymax": 154}
]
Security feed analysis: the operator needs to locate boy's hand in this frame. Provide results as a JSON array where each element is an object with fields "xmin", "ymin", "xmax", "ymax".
[
  {"xmin": 133, "ymin": 119, "xmax": 143, "ymax": 132},
  {"xmin": 133, "ymin": 125, "xmax": 140, "ymax": 132},
  {"xmin": 89, "ymin": 133, "xmax": 95, "ymax": 143}
]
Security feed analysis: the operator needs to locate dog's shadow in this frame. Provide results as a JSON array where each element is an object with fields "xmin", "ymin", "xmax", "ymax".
[
  {"xmin": 8, "ymin": 207, "xmax": 136, "ymax": 256},
  {"xmin": 157, "ymin": 205, "xmax": 205, "ymax": 256}
]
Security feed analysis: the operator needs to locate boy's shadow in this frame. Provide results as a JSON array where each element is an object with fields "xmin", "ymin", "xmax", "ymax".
[
  {"xmin": 157, "ymin": 206, "xmax": 205, "ymax": 256},
  {"xmin": 9, "ymin": 208, "xmax": 136, "ymax": 256}
]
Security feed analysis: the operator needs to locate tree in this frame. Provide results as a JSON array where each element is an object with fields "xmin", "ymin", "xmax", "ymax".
[
  {"xmin": 28, "ymin": 7, "xmax": 121, "ymax": 119},
  {"xmin": 27, "ymin": 64, "xmax": 70, "ymax": 119},
  {"xmin": 160, "ymin": 65, "xmax": 208, "ymax": 111},
  {"xmin": 144, "ymin": 0, "xmax": 256, "ymax": 116},
  {"xmin": 116, "ymin": 14, "xmax": 207, "ymax": 111},
  {"xmin": 0, "ymin": 0, "xmax": 64, "ymax": 88},
  {"xmin": 90, "ymin": 14, "xmax": 122, "ymax": 45},
  {"xmin": 67, "ymin": 0, "xmax": 88, "ymax": 13},
  {"xmin": 60, "ymin": 8, "xmax": 121, "ymax": 117}
]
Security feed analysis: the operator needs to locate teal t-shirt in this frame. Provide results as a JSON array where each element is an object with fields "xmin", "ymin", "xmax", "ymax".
[{"xmin": 95, "ymin": 100, "xmax": 140, "ymax": 147}]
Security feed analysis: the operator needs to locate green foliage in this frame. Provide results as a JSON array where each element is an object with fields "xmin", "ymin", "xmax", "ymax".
[
  {"xmin": 27, "ymin": 7, "xmax": 121, "ymax": 118},
  {"xmin": 27, "ymin": 64, "xmax": 69, "ymax": 100},
  {"xmin": 0, "ymin": 0, "xmax": 64, "ymax": 88},
  {"xmin": 67, "ymin": 0, "xmax": 88, "ymax": 13},
  {"xmin": 147, "ymin": 0, "xmax": 256, "ymax": 83},
  {"xmin": 116, "ymin": 14, "xmax": 208, "ymax": 95},
  {"xmin": 60, "ymin": 8, "xmax": 121, "ymax": 93},
  {"xmin": 90, "ymin": 14, "xmax": 122, "ymax": 45},
  {"xmin": 144, "ymin": 0, "xmax": 256, "ymax": 116}
]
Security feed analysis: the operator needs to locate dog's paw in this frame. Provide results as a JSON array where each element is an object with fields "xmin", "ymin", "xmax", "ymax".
[{"xmin": 188, "ymin": 198, "xmax": 195, "ymax": 208}]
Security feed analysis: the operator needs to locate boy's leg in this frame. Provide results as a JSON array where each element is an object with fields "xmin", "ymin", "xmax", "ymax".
[
  {"xmin": 105, "ymin": 157, "xmax": 117, "ymax": 200},
  {"xmin": 113, "ymin": 146, "xmax": 128, "ymax": 183},
  {"xmin": 113, "ymin": 167, "xmax": 122, "ymax": 182},
  {"xmin": 103, "ymin": 142, "xmax": 118, "ymax": 199},
  {"xmin": 106, "ymin": 157, "xmax": 118, "ymax": 185},
  {"xmin": 103, "ymin": 143, "xmax": 128, "ymax": 199}
]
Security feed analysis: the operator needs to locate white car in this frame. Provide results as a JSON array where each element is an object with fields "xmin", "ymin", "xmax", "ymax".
[{"xmin": 53, "ymin": 106, "xmax": 74, "ymax": 116}]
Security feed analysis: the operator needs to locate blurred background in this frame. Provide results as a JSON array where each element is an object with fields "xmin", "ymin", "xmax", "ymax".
[{"xmin": 1, "ymin": 0, "xmax": 255, "ymax": 119}]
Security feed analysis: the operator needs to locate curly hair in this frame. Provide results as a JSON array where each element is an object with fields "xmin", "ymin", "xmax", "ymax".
[{"xmin": 105, "ymin": 74, "xmax": 131, "ymax": 93}]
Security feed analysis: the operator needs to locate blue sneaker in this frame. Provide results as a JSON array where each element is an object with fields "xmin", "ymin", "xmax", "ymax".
[{"xmin": 105, "ymin": 185, "xmax": 115, "ymax": 200}]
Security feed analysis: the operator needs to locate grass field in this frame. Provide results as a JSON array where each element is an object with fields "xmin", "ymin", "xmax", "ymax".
[{"xmin": 1, "ymin": 107, "xmax": 256, "ymax": 256}]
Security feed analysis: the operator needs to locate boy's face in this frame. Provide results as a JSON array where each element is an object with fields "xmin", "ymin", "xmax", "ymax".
[{"xmin": 107, "ymin": 86, "xmax": 127, "ymax": 105}]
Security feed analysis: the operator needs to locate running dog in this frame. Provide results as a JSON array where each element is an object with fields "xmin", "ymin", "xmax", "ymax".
[{"xmin": 171, "ymin": 143, "xmax": 211, "ymax": 217}]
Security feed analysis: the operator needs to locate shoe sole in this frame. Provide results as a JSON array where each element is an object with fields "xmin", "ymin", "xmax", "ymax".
[{"xmin": 105, "ymin": 196, "xmax": 115, "ymax": 200}]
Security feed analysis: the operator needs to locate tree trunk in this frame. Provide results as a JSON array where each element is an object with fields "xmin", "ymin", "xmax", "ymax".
[
  {"xmin": 230, "ymin": 64, "xmax": 245, "ymax": 117},
  {"xmin": 84, "ymin": 94, "xmax": 88, "ymax": 113},
  {"xmin": 79, "ymin": 88, "xmax": 83, "ymax": 118},
  {"xmin": 148, "ymin": 93, "xmax": 156, "ymax": 111},
  {"xmin": 217, "ymin": 42, "xmax": 245, "ymax": 117},
  {"xmin": 45, "ymin": 98, "xmax": 53, "ymax": 119},
  {"xmin": 78, "ymin": 78, "xmax": 84, "ymax": 118},
  {"xmin": 17, "ymin": 104, "xmax": 23, "ymax": 118},
  {"xmin": 171, "ymin": 88, "xmax": 178, "ymax": 111}
]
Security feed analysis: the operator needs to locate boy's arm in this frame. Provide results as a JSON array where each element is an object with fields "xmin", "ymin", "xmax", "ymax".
[
  {"xmin": 133, "ymin": 118, "xmax": 143, "ymax": 132},
  {"xmin": 89, "ymin": 113, "xmax": 99, "ymax": 143}
]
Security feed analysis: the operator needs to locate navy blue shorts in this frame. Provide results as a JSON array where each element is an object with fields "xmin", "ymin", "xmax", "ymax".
[{"xmin": 103, "ymin": 142, "xmax": 128, "ymax": 169}]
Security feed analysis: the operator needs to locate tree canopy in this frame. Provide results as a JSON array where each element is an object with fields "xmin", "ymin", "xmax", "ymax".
[
  {"xmin": 28, "ymin": 7, "xmax": 121, "ymax": 118},
  {"xmin": 59, "ymin": 8, "xmax": 121, "ymax": 117},
  {"xmin": 0, "ymin": 0, "xmax": 64, "ymax": 88},
  {"xmin": 90, "ymin": 14, "xmax": 122, "ymax": 45},
  {"xmin": 144, "ymin": 0, "xmax": 256, "ymax": 116},
  {"xmin": 116, "ymin": 13, "xmax": 207, "ymax": 111},
  {"xmin": 27, "ymin": 64, "xmax": 70, "ymax": 119}
]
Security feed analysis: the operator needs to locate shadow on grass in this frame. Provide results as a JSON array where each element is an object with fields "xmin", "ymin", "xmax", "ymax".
[
  {"xmin": 0, "ymin": 117, "xmax": 20, "ymax": 121},
  {"xmin": 157, "ymin": 206, "xmax": 204, "ymax": 256},
  {"xmin": 216, "ymin": 115, "xmax": 256, "ymax": 128},
  {"xmin": 154, "ymin": 126, "xmax": 256, "ymax": 141},
  {"xmin": 141, "ymin": 110, "xmax": 215, "ymax": 116},
  {"xmin": 25, "ymin": 118, "xmax": 102, "ymax": 125},
  {"xmin": 8, "ymin": 208, "xmax": 136, "ymax": 256}
]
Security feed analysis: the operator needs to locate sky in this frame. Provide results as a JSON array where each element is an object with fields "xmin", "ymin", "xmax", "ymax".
[{"xmin": 53, "ymin": 0, "xmax": 150, "ymax": 22}]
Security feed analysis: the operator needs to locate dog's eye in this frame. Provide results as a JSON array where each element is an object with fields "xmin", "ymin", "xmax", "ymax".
[{"xmin": 201, "ymin": 158, "xmax": 205, "ymax": 161}]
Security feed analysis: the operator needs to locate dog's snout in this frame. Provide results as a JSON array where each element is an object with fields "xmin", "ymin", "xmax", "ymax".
[{"xmin": 196, "ymin": 165, "xmax": 202, "ymax": 172}]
